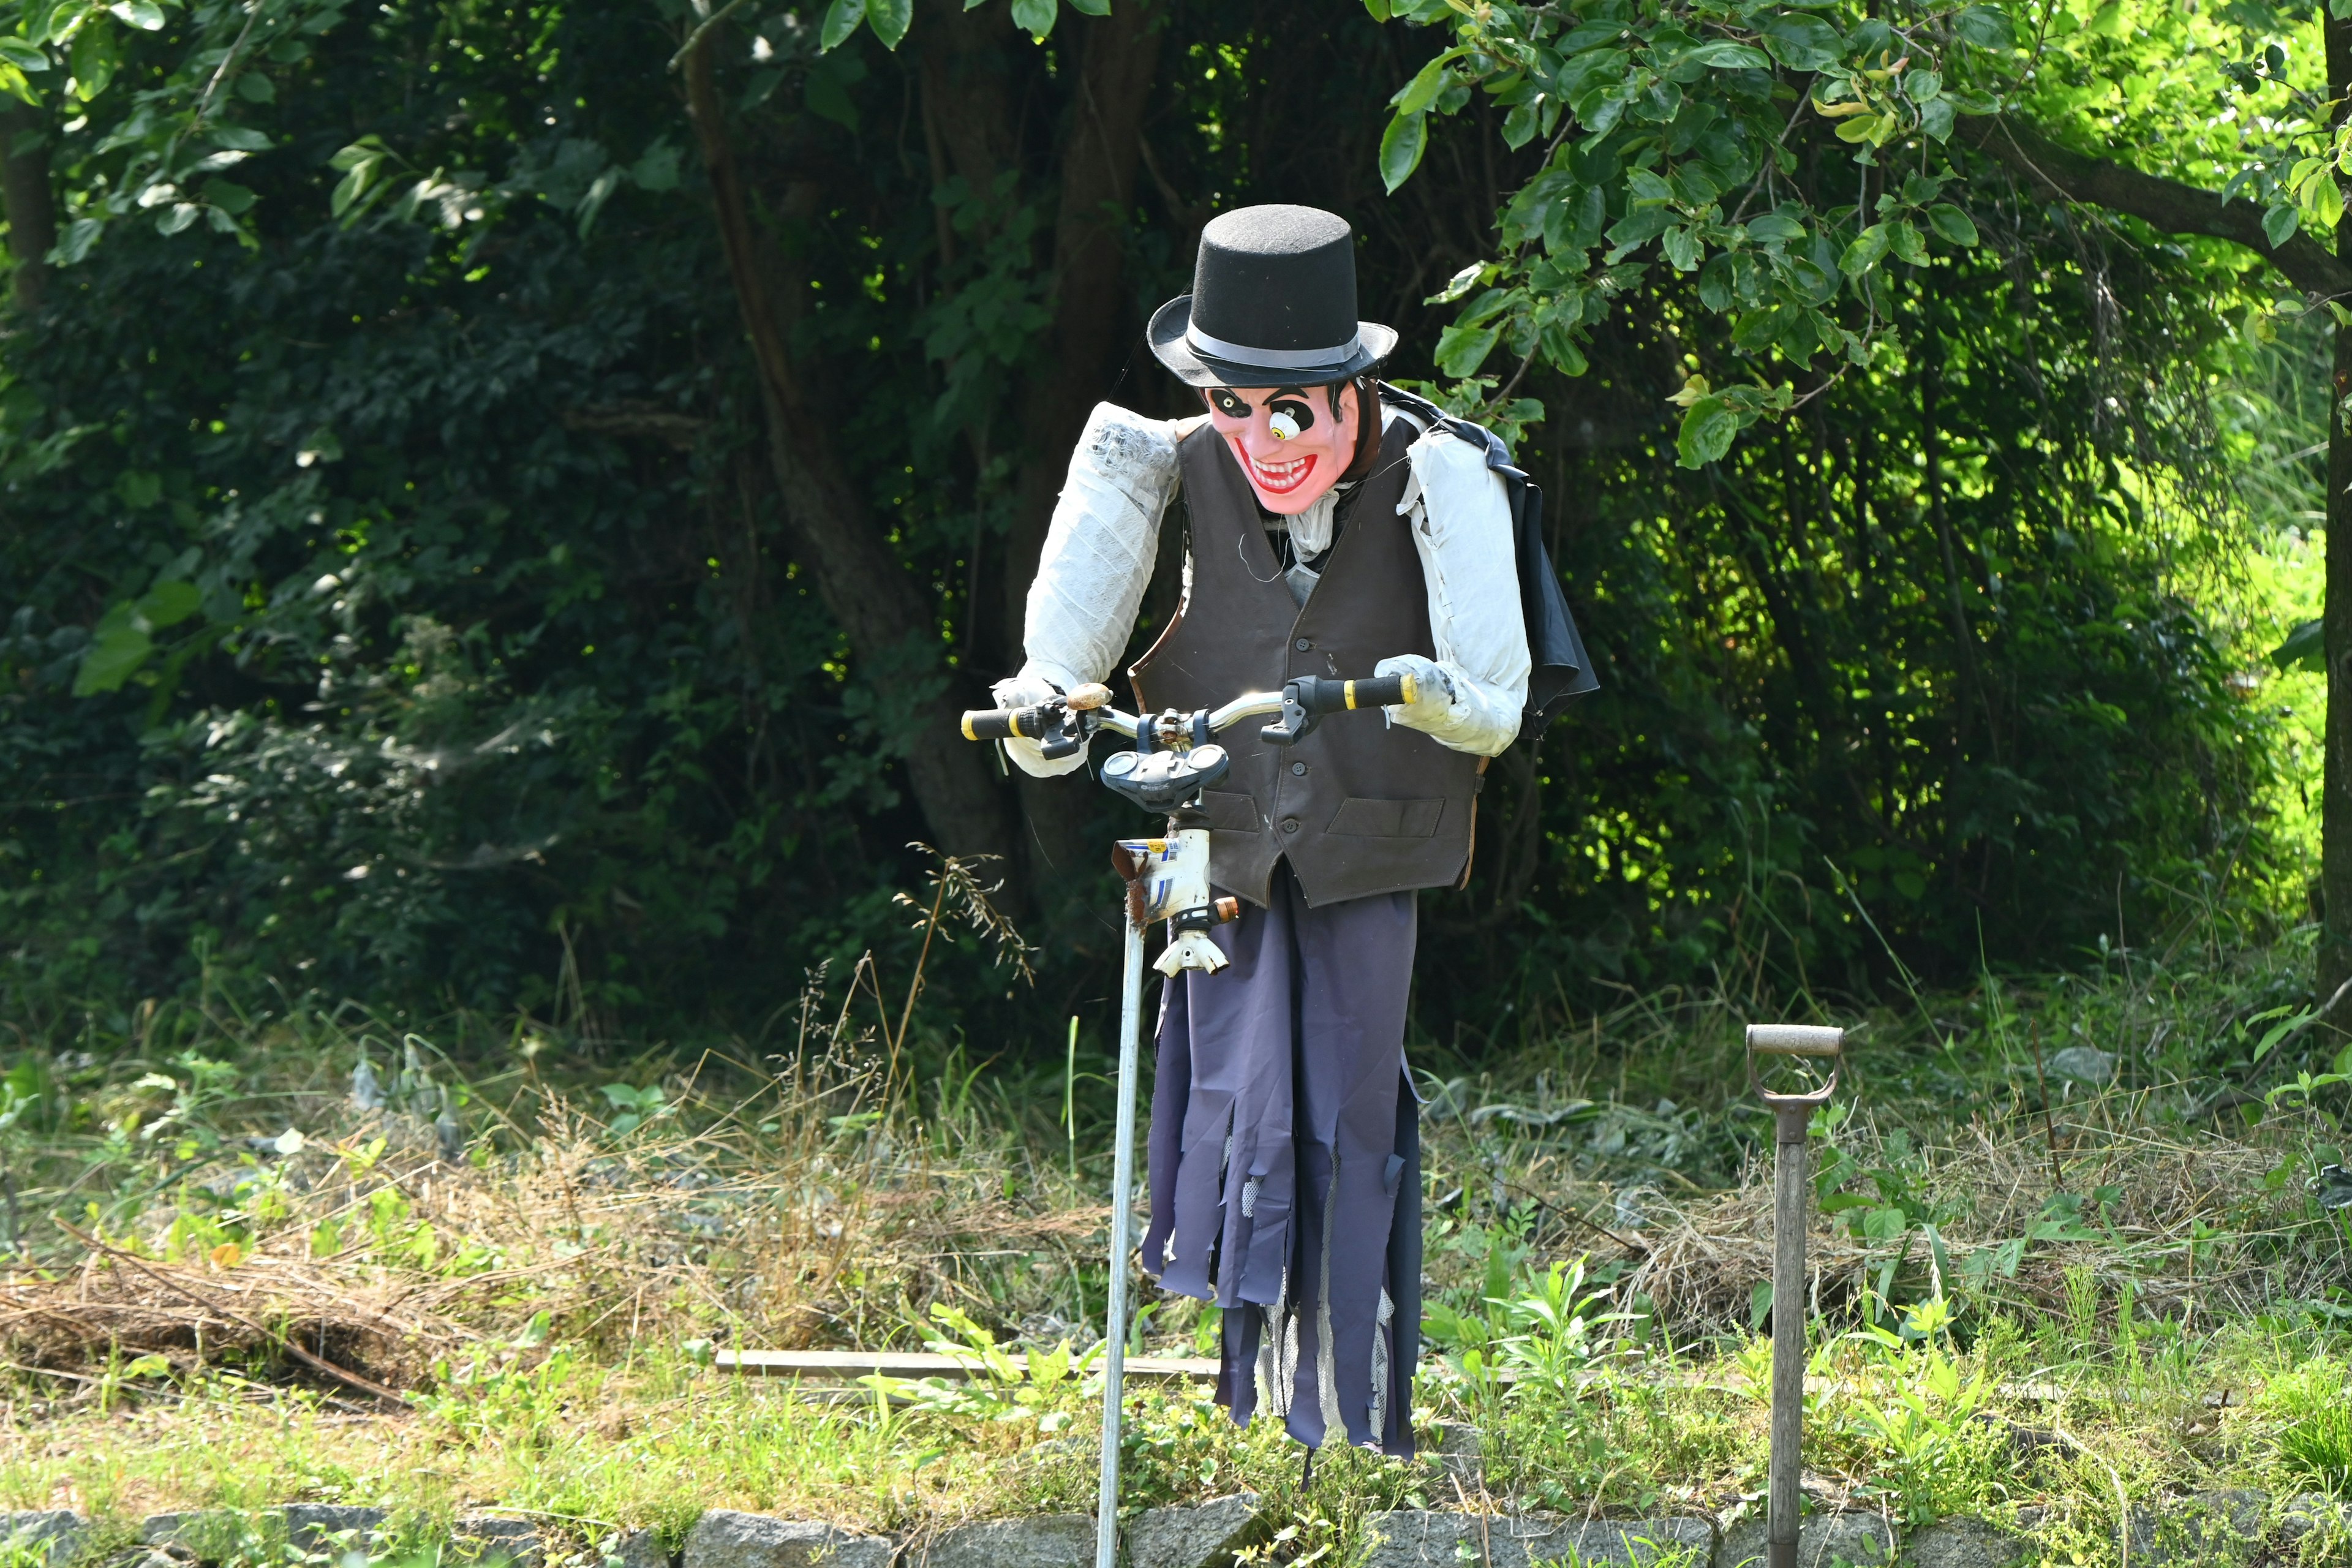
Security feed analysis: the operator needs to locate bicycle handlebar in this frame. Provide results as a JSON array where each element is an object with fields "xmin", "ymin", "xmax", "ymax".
[{"xmin": 960, "ymin": 671, "xmax": 1415, "ymax": 750}]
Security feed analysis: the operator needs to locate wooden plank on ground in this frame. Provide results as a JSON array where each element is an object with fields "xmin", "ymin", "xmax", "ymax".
[{"xmin": 714, "ymin": 1348, "xmax": 1221, "ymax": 1381}]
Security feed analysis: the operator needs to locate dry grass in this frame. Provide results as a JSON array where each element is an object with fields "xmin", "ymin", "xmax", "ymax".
[{"xmin": 1623, "ymin": 1104, "xmax": 2307, "ymax": 1333}]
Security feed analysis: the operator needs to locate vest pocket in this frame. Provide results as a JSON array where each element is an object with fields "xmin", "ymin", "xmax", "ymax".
[
  {"xmin": 1326, "ymin": 797, "xmax": 1446, "ymax": 837},
  {"xmin": 1202, "ymin": 790, "xmax": 1264, "ymax": 832}
]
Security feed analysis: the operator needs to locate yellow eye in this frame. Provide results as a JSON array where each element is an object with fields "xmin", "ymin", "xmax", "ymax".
[{"xmin": 1268, "ymin": 410, "xmax": 1300, "ymax": 440}]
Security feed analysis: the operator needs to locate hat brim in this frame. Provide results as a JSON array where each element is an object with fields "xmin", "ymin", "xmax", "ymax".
[{"xmin": 1147, "ymin": 295, "xmax": 1396, "ymax": 388}]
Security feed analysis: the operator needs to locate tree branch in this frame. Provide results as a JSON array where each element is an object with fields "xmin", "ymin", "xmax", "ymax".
[{"xmin": 1959, "ymin": 113, "xmax": 2352, "ymax": 301}]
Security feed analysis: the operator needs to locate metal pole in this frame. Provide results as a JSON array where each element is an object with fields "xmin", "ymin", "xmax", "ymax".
[
  {"xmin": 1744, "ymin": 1022, "xmax": 1842, "ymax": 1568},
  {"xmin": 1767, "ymin": 1101, "xmax": 1809, "ymax": 1568},
  {"xmin": 1095, "ymin": 912, "xmax": 1145, "ymax": 1568}
]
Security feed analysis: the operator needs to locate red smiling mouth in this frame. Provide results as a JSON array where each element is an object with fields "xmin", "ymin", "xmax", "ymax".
[{"xmin": 1246, "ymin": 451, "xmax": 1316, "ymax": 496}]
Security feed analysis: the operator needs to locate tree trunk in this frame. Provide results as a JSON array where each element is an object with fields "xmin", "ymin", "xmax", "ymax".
[
  {"xmin": 682, "ymin": 31, "xmax": 1017, "ymax": 872},
  {"xmin": 0, "ymin": 103, "xmax": 52, "ymax": 311},
  {"xmin": 997, "ymin": 1, "xmax": 1167, "ymax": 908},
  {"xmin": 2323, "ymin": 7, "xmax": 2352, "ymax": 1019}
]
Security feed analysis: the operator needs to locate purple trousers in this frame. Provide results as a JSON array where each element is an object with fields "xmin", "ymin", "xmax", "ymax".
[{"xmin": 1139, "ymin": 867, "xmax": 1421, "ymax": 1455}]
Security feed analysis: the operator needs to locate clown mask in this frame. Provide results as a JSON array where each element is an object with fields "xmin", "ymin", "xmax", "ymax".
[{"xmin": 1204, "ymin": 383, "xmax": 1361, "ymax": 514}]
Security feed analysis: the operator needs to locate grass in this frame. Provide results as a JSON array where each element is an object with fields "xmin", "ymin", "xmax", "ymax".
[{"xmin": 11, "ymin": 895, "xmax": 2352, "ymax": 1565}]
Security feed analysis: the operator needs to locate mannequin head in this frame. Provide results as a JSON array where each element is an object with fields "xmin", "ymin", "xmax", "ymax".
[{"xmin": 1202, "ymin": 382, "xmax": 1363, "ymax": 514}]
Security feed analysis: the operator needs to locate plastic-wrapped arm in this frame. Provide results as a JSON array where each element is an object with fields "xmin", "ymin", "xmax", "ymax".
[
  {"xmin": 997, "ymin": 402, "xmax": 1182, "ymax": 777},
  {"xmin": 1376, "ymin": 426, "xmax": 1532, "ymax": 759}
]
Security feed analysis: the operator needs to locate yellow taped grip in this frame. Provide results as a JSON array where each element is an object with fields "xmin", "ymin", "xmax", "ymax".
[
  {"xmin": 1341, "ymin": 673, "xmax": 1415, "ymax": 709},
  {"xmin": 1397, "ymin": 671, "xmax": 1417, "ymax": 706},
  {"xmin": 961, "ymin": 714, "xmax": 981, "ymax": 740}
]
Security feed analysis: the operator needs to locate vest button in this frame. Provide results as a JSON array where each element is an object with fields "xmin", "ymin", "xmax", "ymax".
[
  {"xmin": 1290, "ymin": 761, "xmax": 1308, "ymax": 776},
  {"xmin": 1294, "ymin": 638, "xmax": 1312, "ymax": 652},
  {"xmin": 1280, "ymin": 817, "xmax": 1300, "ymax": 834}
]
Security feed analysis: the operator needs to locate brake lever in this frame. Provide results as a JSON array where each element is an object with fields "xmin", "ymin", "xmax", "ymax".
[
  {"xmin": 1038, "ymin": 701, "xmax": 1093, "ymax": 761},
  {"xmin": 1260, "ymin": 688, "xmax": 1317, "ymax": 747}
]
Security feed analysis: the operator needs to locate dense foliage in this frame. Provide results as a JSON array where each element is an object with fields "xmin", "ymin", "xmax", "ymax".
[{"xmin": 0, "ymin": 0, "xmax": 2316, "ymax": 1054}]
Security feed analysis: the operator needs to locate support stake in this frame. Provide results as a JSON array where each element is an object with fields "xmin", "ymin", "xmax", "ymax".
[
  {"xmin": 1746, "ymin": 1023, "xmax": 1845, "ymax": 1568},
  {"xmin": 1095, "ymin": 912, "xmax": 1146, "ymax": 1568}
]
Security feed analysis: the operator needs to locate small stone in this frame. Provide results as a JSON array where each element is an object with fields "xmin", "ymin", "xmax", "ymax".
[
  {"xmin": 2278, "ymin": 1493, "xmax": 2345, "ymax": 1544},
  {"xmin": 1716, "ymin": 1511, "xmax": 1892, "ymax": 1568},
  {"xmin": 1362, "ymin": 1511, "xmax": 1714, "ymax": 1568},
  {"xmin": 1902, "ymin": 1517, "xmax": 2025, "ymax": 1568},
  {"xmin": 682, "ymin": 1512, "xmax": 893, "ymax": 1568},
  {"xmin": 140, "ymin": 1513, "xmax": 243, "ymax": 1560},
  {"xmin": 0, "ymin": 1512, "xmax": 85, "ymax": 1564},
  {"xmin": 1126, "ymin": 1496, "xmax": 1262, "ymax": 1568},
  {"xmin": 2045, "ymin": 1046, "xmax": 2116, "ymax": 1086},
  {"xmin": 601, "ymin": 1529, "xmax": 669, "ymax": 1568},
  {"xmin": 453, "ymin": 1516, "xmax": 543, "ymax": 1568},
  {"xmin": 918, "ymin": 1514, "xmax": 1092, "ymax": 1568},
  {"xmin": 284, "ymin": 1506, "xmax": 388, "ymax": 1553},
  {"xmin": 2119, "ymin": 1490, "xmax": 2267, "ymax": 1567}
]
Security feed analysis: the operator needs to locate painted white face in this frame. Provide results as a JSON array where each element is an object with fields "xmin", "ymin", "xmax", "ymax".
[{"xmin": 1203, "ymin": 383, "xmax": 1360, "ymax": 515}]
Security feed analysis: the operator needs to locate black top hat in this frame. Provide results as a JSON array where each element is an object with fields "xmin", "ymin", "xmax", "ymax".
[{"xmin": 1148, "ymin": 206, "xmax": 1398, "ymax": 388}]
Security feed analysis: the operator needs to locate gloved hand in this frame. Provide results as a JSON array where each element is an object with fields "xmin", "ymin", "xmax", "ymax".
[
  {"xmin": 1372, "ymin": 654, "xmax": 1458, "ymax": 732},
  {"xmin": 991, "ymin": 669, "xmax": 1089, "ymax": 778}
]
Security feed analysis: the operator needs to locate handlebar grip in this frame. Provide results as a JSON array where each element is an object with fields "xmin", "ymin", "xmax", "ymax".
[
  {"xmin": 1290, "ymin": 673, "xmax": 1415, "ymax": 715},
  {"xmin": 960, "ymin": 705, "xmax": 1052, "ymax": 741}
]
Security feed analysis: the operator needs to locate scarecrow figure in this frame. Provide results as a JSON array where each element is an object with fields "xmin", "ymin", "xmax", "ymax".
[{"xmin": 995, "ymin": 205, "xmax": 1574, "ymax": 1455}]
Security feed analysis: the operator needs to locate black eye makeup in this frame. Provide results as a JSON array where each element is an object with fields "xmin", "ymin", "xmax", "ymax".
[
  {"xmin": 1266, "ymin": 396, "xmax": 1315, "ymax": 432},
  {"xmin": 1208, "ymin": 389, "xmax": 1252, "ymax": 418}
]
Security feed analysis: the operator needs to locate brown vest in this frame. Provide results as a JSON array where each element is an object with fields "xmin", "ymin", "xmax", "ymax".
[{"xmin": 1130, "ymin": 415, "xmax": 1479, "ymax": 908}]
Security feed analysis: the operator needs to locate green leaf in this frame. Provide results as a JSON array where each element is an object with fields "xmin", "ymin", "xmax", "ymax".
[
  {"xmin": 631, "ymin": 141, "xmax": 681, "ymax": 192},
  {"xmin": 51, "ymin": 214, "xmax": 98, "ymax": 265},
  {"xmin": 330, "ymin": 163, "xmax": 374, "ymax": 217},
  {"xmin": 69, "ymin": 18, "xmax": 115, "ymax": 99},
  {"xmin": 1378, "ymin": 110, "xmax": 1427, "ymax": 194},
  {"xmin": 233, "ymin": 70, "xmax": 274, "ymax": 102},
  {"xmin": 820, "ymin": 0, "xmax": 865, "ymax": 50},
  {"xmin": 202, "ymin": 179, "xmax": 256, "ymax": 214},
  {"xmin": 1433, "ymin": 323, "xmax": 1500, "ymax": 377},
  {"xmin": 1684, "ymin": 40, "xmax": 1769, "ymax": 68},
  {"xmin": 137, "ymin": 581, "xmax": 202, "ymax": 628},
  {"xmin": 73, "ymin": 619, "xmax": 152, "ymax": 695},
  {"xmin": 1953, "ymin": 5, "xmax": 2014, "ymax": 48},
  {"xmin": 1926, "ymin": 204, "xmax": 1978, "ymax": 246},
  {"xmin": 1887, "ymin": 219, "xmax": 1928, "ymax": 265},
  {"xmin": 107, "ymin": 0, "xmax": 162, "ymax": 29},
  {"xmin": 0, "ymin": 61, "xmax": 31, "ymax": 105},
  {"xmin": 865, "ymin": 0, "xmax": 912, "ymax": 49},
  {"xmin": 1539, "ymin": 320, "xmax": 1587, "ymax": 375},
  {"xmin": 1919, "ymin": 97, "xmax": 1955, "ymax": 141},
  {"xmin": 1390, "ymin": 50, "xmax": 1463, "ymax": 116},
  {"xmin": 1838, "ymin": 223, "xmax": 1888, "ymax": 277},
  {"xmin": 2263, "ymin": 203, "xmax": 2301, "ymax": 247},
  {"xmin": 2305, "ymin": 175, "xmax": 2345, "ymax": 231},
  {"xmin": 1746, "ymin": 213, "xmax": 1803, "ymax": 244},
  {"xmin": 1428, "ymin": 262, "xmax": 1484, "ymax": 304},
  {"xmin": 1009, "ymin": 0, "xmax": 1057, "ymax": 39},
  {"xmin": 1759, "ymin": 13, "xmax": 1843, "ymax": 70},
  {"xmin": 2272, "ymin": 617, "xmax": 2324, "ymax": 673},
  {"xmin": 0, "ymin": 37, "xmax": 49, "ymax": 72},
  {"xmin": 1068, "ymin": 0, "xmax": 1110, "ymax": 12},
  {"xmin": 1675, "ymin": 394, "xmax": 1738, "ymax": 468},
  {"xmin": 1363, "ymin": 0, "xmax": 1390, "ymax": 18}
]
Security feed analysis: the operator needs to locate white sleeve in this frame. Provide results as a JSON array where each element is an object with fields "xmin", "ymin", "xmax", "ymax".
[
  {"xmin": 1001, "ymin": 403, "xmax": 1180, "ymax": 778},
  {"xmin": 1390, "ymin": 428, "xmax": 1531, "ymax": 758},
  {"xmin": 1022, "ymin": 402, "xmax": 1180, "ymax": 688}
]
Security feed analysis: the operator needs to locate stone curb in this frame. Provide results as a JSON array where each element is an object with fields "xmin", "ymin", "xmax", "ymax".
[{"xmin": 111, "ymin": 1491, "xmax": 2347, "ymax": 1568}]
